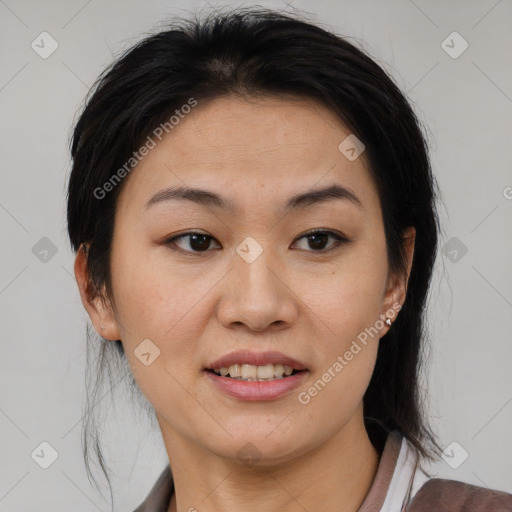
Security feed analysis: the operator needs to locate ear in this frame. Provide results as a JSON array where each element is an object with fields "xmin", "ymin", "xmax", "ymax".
[
  {"xmin": 381, "ymin": 226, "xmax": 416, "ymax": 330},
  {"xmin": 74, "ymin": 244, "xmax": 121, "ymax": 341}
]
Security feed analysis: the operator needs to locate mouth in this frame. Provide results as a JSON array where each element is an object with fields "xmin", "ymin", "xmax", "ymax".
[
  {"xmin": 205, "ymin": 364, "xmax": 306, "ymax": 381},
  {"xmin": 204, "ymin": 350, "xmax": 309, "ymax": 382},
  {"xmin": 203, "ymin": 350, "xmax": 310, "ymax": 400},
  {"xmin": 204, "ymin": 365, "xmax": 309, "ymax": 401}
]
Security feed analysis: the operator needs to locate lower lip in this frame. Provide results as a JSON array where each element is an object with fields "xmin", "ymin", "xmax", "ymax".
[{"xmin": 204, "ymin": 370, "xmax": 309, "ymax": 401}]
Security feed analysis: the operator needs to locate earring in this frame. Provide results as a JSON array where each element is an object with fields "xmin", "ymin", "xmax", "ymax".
[
  {"xmin": 385, "ymin": 318, "xmax": 392, "ymax": 326},
  {"xmin": 101, "ymin": 325, "xmax": 105, "ymax": 331}
]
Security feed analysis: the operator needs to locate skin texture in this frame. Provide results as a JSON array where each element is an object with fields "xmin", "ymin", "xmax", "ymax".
[{"xmin": 75, "ymin": 94, "xmax": 415, "ymax": 512}]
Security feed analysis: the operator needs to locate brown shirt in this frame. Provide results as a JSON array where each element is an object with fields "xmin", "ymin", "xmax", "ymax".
[{"xmin": 133, "ymin": 430, "xmax": 512, "ymax": 512}]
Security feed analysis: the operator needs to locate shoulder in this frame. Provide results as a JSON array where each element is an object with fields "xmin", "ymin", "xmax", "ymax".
[{"xmin": 407, "ymin": 477, "xmax": 512, "ymax": 511}]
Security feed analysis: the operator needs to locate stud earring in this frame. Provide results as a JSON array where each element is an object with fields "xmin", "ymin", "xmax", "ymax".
[
  {"xmin": 385, "ymin": 318, "xmax": 392, "ymax": 326},
  {"xmin": 101, "ymin": 325, "xmax": 105, "ymax": 331}
]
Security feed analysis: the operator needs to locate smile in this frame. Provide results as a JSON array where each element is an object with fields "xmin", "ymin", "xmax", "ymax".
[{"xmin": 210, "ymin": 363, "xmax": 300, "ymax": 381}]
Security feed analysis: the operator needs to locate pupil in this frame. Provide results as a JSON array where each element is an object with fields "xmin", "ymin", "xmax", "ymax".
[
  {"xmin": 309, "ymin": 233, "xmax": 327, "ymax": 250},
  {"xmin": 191, "ymin": 234, "xmax": 210, "ymax": 251}
]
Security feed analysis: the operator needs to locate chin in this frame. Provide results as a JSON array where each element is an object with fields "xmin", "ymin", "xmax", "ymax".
[{"xmin": 204, "ymin": 427, "xmax": 314, "ymax": 466}]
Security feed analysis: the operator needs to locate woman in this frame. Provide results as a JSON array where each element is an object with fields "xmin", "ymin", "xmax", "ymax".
[{"xmin": 66, "ymin": 7, "xmax": 512, "ymax": 512}]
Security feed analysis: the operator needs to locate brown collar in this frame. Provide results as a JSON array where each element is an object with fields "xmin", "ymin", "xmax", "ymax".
[{"xmin": 406, "ymin": 478, "xmax": 512, "ymax": 511}]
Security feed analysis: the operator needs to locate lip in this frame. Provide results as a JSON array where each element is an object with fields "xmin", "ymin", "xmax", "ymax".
[
  {"xmin": 206, "ymin": 350, "xmax": 308, "ymax": 371},
  {"xmin": 204, "ymin": 369, "xmax": 310, "ymax": 401}
]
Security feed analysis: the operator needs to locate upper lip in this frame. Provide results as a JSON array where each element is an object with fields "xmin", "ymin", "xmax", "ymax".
[{"xmin": 206, "ymin": 350, "xmax": 308, "ymax": 371}]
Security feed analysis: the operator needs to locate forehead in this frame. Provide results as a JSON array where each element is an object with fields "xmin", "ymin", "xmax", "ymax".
[{"xmin": 116, "ymin": 94, "xmax": 379, "ymax": 217}]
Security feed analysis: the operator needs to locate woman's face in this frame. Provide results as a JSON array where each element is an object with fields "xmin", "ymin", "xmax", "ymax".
[{"xmin": 78, "ymin": 94, "xmax": 413, "ymax": 464}]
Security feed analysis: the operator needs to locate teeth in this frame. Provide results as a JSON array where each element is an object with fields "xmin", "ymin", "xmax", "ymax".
[
  {"xmin": 274, "ymin": 364, "xmax": 285, "ymax": 377},
  {"xmin": 212, "ymin": 363, "xmax": 297, "ymax": 380},
  {"xmin": 229, "ymin": 364, "xmax": 241, "ymax": 377},
  {"xmin": 257, "ymin": 364, "xmax": 275, "ymax": 379},
  {"xmin": 242, "ymin": 364, "xmax": 257, "ymax": 380}
]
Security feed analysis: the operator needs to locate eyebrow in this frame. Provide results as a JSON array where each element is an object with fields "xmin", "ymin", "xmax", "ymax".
[{"xmin": 143, "ymin": 183, "xmax": 363, "ymax": 212}]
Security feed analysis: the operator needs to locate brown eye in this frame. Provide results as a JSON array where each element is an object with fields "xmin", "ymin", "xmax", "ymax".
[
  {"xmin": 292, "ymin": 229, "xmax": 348, "ymax": 252},
  {"xmin": 165, "ymin": 232, "xmax": 221, "ymax": 253}
]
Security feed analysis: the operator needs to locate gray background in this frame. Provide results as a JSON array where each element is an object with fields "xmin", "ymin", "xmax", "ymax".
[{"xmin": 1, "ymin": 0, "xmax": 511, "ymax": 510}]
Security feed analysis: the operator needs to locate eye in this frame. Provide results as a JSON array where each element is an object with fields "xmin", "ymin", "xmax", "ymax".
[
  {"xmin": 292, "ymin": 229, "xmax": 348, "ymax": 252},
  {"xmin": 164, "ymin": 231, "xmax": 221, "ymax": 253}
]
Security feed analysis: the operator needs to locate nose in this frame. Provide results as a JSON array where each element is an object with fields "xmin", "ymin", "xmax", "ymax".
[{"xmin": 217, "ymin": 245, "xmax": 298, "ymax": 333}]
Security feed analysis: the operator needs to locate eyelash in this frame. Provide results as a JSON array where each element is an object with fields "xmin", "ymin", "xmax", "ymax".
[{"xmin": 163, "ymin": 228, "xmax": 349, "ymax": 255}]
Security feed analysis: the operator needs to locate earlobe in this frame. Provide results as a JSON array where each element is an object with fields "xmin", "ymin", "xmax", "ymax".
[{"xmin": 73, "ymin": 244, "xmax": 121, "ymax": 341}]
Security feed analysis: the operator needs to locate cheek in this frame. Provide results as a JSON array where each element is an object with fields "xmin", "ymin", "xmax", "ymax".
[
  {"xmin": 110, "ymin": 256, "xmax": 209, "ymax": 407},
  {"xmin": 292, "ymin": 240, "xmax": 386, "ymax": 402},
  {"xmin": 110, "ymin": 239, "xmax": 211, "ymax": 335},
  {"xmin": 108, "ymin": 244, "xmax": 205, "ymax": 379},
  {"xmin": 296, "ymin": 266, "xmax": 382, "ymax": 418},
  {"xmin": 297, "ymin": 243, "xmax": 388, "ymax": 343},
  {"xmin": 298, "ymin": 343, "xmax": 378, "ymax": 437}
]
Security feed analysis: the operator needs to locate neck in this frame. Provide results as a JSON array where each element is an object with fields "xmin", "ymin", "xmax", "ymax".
[{"xmin": 163, "ymin": 408, "xmax": 380, "ymax": 512}]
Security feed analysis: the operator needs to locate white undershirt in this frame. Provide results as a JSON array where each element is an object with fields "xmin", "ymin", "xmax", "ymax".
[{"xmin": 380, "ymin": 437, "xmax": 431, "ymax": 511}]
